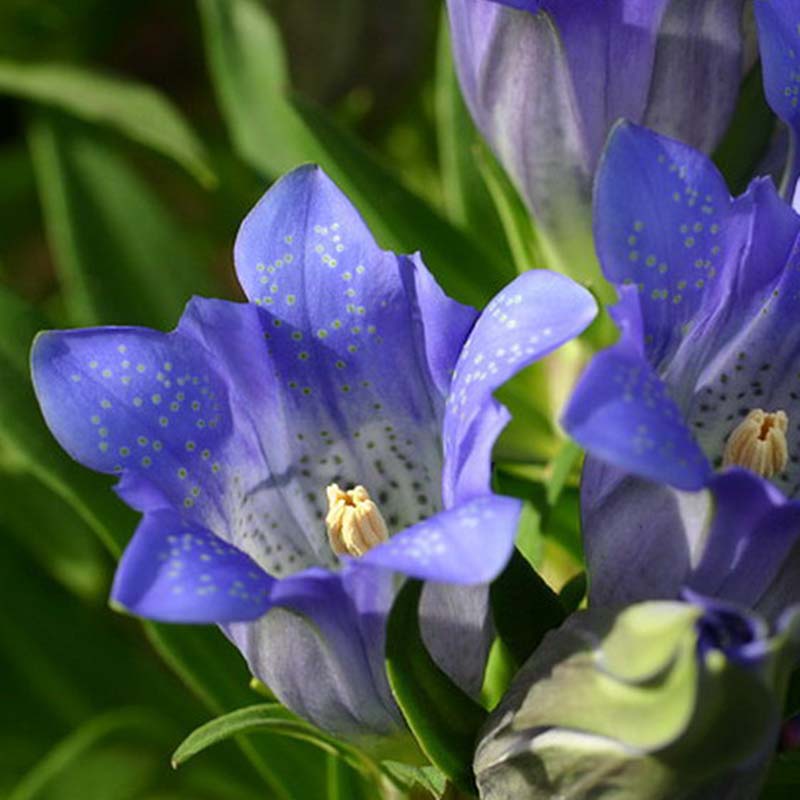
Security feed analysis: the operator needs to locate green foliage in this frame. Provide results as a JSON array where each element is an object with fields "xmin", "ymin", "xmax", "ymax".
[
  {"xmin": 197, "ymin": 0, "xmax": 317, "ymax": 177},
  {"xmin": 0, "ymin": 59, "xmax": 215, "ymax": 186},
  {"xmin": 386, "ymin": 580, "xmax": 487, "ymax": 796},
  {"xmin": 28, "ymin": 112, "xmax": 211, "ymax": 328},
  {"xmin": 172, "ymin": 704, "xmax": 380, "ymax": 798}
]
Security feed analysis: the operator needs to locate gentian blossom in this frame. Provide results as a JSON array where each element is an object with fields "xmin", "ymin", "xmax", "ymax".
[
  {"xmin": 563, "ymin": 122, "xmax": 800, "ymax": 617},
  {"xmin": 445, "ymin": 0, "xmax": 747, "ymax": 286},
  {"xmin": 31, "ymin": 165, "xmax": 596, "ymax": 737},
  {"xmin": 475, "ymin": 593, "xmax": 800, "ymax": 800}
]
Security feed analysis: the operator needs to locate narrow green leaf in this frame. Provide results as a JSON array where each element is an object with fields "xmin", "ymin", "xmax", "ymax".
[
  {"xmin": 479, "ymin": 637, "xmax": 517, "ymax": 712},
  {"xmin": 514, "ymin": 499, "xmax": 545, "ymax": 570},
  {"xmin": 8, "ymin": 708, "xmax": 170, "ymax": 800},
  {"xmin": 546, "ymin": 440, "xmax": 582, "ymax": 507},
  {"xmin": 197, "ymin": 0, "xmax": 317, "ymax": 176},
  {"xmin": 490, "ymin": 549, "xmax": 565, "ymax": 669},
  {"xmin": 171, "ymin": 703, "xmax": 380, "ymax": 786},
  {"xmin": 0, "ymin": 59, "xmax": 214, "ymax": 186},
  {"xmin": 473, "ymin": 140, "xmax": 542, "ymax": 277},
  {"xmin": 28, "ymin": 112, "xmax": 210, "ymax": 329},
  {"xmin": 385, "ymin": 580, "xmax": 486, "ymax": 796},
  {"xmin": 380, "ymin": 760, "xmax": 448, "ymax": 798}
]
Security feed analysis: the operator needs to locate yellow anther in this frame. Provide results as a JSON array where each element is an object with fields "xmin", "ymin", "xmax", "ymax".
[
  {"xmin": 325, "ymin": 483, "xmax": 389, "ymax": 557},
  {"xmin": 722, "ymin": 409, "xmax": 789, "ymax": 479}
]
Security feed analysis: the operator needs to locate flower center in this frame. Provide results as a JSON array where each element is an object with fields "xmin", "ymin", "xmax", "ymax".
[
  {"xmin": 722, "ymin": 409, "xmax": 789, "ymax": 479},
  {"xmin": 325, "ymin": 483, "xmax": 389, "ymax": 557}
]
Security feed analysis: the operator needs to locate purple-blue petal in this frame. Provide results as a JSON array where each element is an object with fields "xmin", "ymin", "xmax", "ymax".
[
  {"xmin": 233, "ymin": 166, "xmax": 476, "ymax": 421},
  {"xmin": 226, "ymin": 564, "xmax": 402, "ymax": 735},
  {"xmin": 580, "ymin": 456, "xmax": 712, "ymax": 606},
  {"xmin": 31, "ymin": 326, "xmax": 236, "ymax": 525},
  {"xmin": 446, "ymin": 1, "xmax": 742, "ymax": 260},
  {"xmin": 688, "ymin": 470, "xmax": 800, "ymax": 611},
  {"xmin": 563, "ymin": 318, "xmax": 711, "ymax": 491},
  {"xmin": 641, "ymin": 0, "xmax": 747, "ymax": 154},
  {"xmin": 445, "ymin": 0, "xmax": 595, "ymax": 252},
  {"xmin": 681, "ymin": 228, "xmax": 800, "ymax": 499},
  {"xmin": 487, "ymin": 0, "xmax": 539, "ymax": 10},
  {"xmin": 178, "ymin": 295, "xmax": 448, "ymax": 569},
  {"xmin": 111, "ymin": 510, "xmax": 274, "ymax": 623},
  {"xmin": 420, "ymin": 582, "xmax": 493, "ymax": 698},
  {"xmin": 442, "ymin": 270, "xmax": 596, "ymax": 506},
  {"xmin": 360, "ymin": 495, "xmax": 522, "ymax": 584},
  {"xmin": 594, "ymin": 121, "xmax": 735, "ymax": 366}
]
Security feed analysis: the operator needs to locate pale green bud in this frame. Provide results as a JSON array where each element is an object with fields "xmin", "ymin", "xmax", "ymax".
[{"xmin": 475, "ymin": 599, "xmax": 800, "ymax": 800}]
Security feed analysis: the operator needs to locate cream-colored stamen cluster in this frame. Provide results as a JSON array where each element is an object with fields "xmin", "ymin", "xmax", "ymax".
[
  {"xmin": 722, "ymin": 409, "xmax": 789, "ymax": 479},
  {"xmin": 325, "ymin": 483, "xmax": 389, "ymax": 557}
]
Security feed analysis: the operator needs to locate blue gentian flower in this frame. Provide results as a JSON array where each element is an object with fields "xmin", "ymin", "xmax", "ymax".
[
  {"xmin": 31, "ymin": 166, "xmax": 596, "ymax": 736},
  {"xmin": 475, "ymin": 592, "xmax": 800, "ymax": 800},
  {"xmin": 563, "ymin": 122, "xmax": 800, "ymax": 617},
  {"xmin": 445, "ymin": 0, "xmax": 747, "ymax": 285}
]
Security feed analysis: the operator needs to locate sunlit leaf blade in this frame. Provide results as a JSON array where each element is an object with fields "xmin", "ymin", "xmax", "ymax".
[
  {"xmin": 385, "ymin": 580, "xmax": 486, "ymax": 796},
  {"xmin": 546, "ymin": 440, "xmax": 582, "ymax": 507},
  {"xmin": 28, "ymin": 112, "xmax": 210, "ymax": 329},
  {"xmin": 380, "ymin": 760, "xmax": 448, "ymax": 798},
  {"xmin": 490, "ymin": 549, "xmax": 565, "ymax": 669},
  {"xmin": 197, "ymin": 0, "xmax": 317, "ymax": 176},
  {"xmin": 0, "ymin": 59, "xmax": 215, "ymax": 186},
  {"xmin": 171, "ymin": 703, "xmax": 381, "ymax": 788}
]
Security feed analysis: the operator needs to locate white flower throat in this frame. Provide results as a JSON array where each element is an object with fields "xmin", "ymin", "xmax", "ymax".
[
  {"xmin": 722, "ymin": 409, "xmax": 789, "ymax": 479},
  {"xmin": 325, "ymin": 483, "xmax": 389, "ymax": 557}
]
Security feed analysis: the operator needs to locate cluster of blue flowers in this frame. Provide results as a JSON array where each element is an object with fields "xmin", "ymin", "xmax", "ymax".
[{"xmin": 28, "ymin": 0, "xmax": 800, "ymax": 797}]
